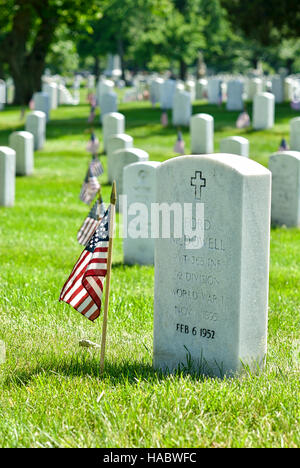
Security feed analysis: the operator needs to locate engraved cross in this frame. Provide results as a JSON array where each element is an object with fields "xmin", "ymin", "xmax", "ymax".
[{"xmin": 191, "ymin": 171, "xmax": 206, "ymax": 200}]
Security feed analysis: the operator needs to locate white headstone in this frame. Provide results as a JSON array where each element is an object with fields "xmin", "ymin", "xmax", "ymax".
[
  {"xmin": 100, "ymin": 92, "xmax": 118, "ymax": 123},
  {"xmin": 290, "ymin": 117, "xmax": 300, "ymax": 151},
  {"xmin": 207, "ymin": 78, "xmax": 222, "ymax": 104},
  {"xmin": 253, "ymin": 92, "xmax": 275, "ymax": 130},
  {"xmin": 150, "ymin": 77, "xmax": 164, "ymax": 106},
  {"xmin": 172, "ymin": 91, "xmax": 191, "ymax": 127},
  {"xmin": 0, "ymin": 147, "xmax": 16, "ymax": 206},
  {"xmin": 33, "ymin": 92, "xmax": 50, "ymax": 121},
  {"xmin": 97, "ymin": 79, "xmax": 114, "ymax": 106},
  {"xmin": 9, "ymin": 131, "xmax": 34, "ymax": 175},
  {"xmin": 190, "ymin": 113, "xmax": 214, "ymax": 154},
  {"xmin": 269, "ymin": 151, "xmax": 300, "ymax": 227},
  {"xmin": 196, "ymin": 79, "xmax": 208, "ymax": 100},
  {"xmin": 153, "ymin": 154, "xmax": 271, "ymax": 377},
  {"xmin": 25, "ymin": 111, "xmax": 46, "ymax": 150},
  {"xmin": 186, "ymin": 80, "xmax": 196, "ymax": 102},
  {"xmin": 226, "ymin": 80, "xmax": 244, "ymax": 111},
  {"xmin": 219, "ymin": 136, "xmax": 249, "ymax": 158},
  {"xmin": 0, "ymin": 80, "xmax": 6, "ymax": 108},
  {"xmin": 123, "ymin": 161, "xmax": 161, "ymax": 265},
  {"xmin": 271, "ymin": 76, "xmax": 284, "ymax": 103},
  {"xmin": 103, "ymin": 112, "xmax": 125, "ymax": 152},
  {"xmin": 248, "ymin": 78, "xmax": 263, "ymax": 100},
  {"xmin": 42, "ymin": 82, "xmax": 58, "ymax": 109},
  {"xmin": 107, "ymin": 134, "xmax": 133, "ymax": 183},
  {"xmin": 161, "ymin": 79, "xmax": 176, "ymax": 110},
  {"xmin": 111, "ymin": 148, "xmax": 149, "ymax": 211}
]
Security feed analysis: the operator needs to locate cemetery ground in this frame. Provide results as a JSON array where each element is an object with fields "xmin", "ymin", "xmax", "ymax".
[{"xmin": 0, "ymin": 93, "xmax": 299, "ymax": 448}]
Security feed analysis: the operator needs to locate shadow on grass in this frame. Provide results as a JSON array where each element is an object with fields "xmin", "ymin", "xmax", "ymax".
[{"xmin": 4, "ymin": 354, "xmax": 210, "ymax": 388}]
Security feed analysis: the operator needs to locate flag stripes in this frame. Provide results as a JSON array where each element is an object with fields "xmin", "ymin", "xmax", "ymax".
[{"xmin": 60, "ymin": 208, "xmax": 110, "ymax": 321}]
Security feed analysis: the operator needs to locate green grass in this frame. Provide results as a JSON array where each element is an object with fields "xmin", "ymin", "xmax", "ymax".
[{"xmin": 0, "ymin": 91, "xmax": 299, "ymax": 448}]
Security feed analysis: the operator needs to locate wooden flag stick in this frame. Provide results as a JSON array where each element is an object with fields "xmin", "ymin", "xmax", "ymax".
[{"xmin": 100, "ymin": 181, "xmax": 116, "ymax": 374}]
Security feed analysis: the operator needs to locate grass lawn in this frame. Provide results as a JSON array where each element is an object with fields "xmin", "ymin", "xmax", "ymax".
[{"xmin": 0, "ymin": 90, "xmax": 299, "ymax": 448}]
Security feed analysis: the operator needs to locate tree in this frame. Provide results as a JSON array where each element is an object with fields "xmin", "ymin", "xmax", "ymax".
[
  {"xmin": 0, "ymin": 0, "xmax": 102, "ymax": 104},
  {"xmin": 221, "ymin": 0, "xmax": 300, "ymax": 46}
]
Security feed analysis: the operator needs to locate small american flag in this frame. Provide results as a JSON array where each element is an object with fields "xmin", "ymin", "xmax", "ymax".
[
  {"xmin": 161, "ymin": 111, "xmax": 168, "ymax": 127},
  {"xmin": 86, "ymin": 132, "xmax": 100, "ymax": 154},
  {"xmin": 88, "ymin": 106, "xmax": 96, "ymax": 123},
  {"xmin": 236, "ymin": 111, "xmax": 250, "ymax": 129},
  {"xmin": 77, "ymin": 198, "xmax": 106, "ymax": 246},
  {"xmin": 173, "ymin": 131, "xmax": 185, "ymax": 154},
  {"xmin": 60, "ymin": 207, "xmax": 111, "ymax": 321},
  {"xmin": 79, "ymin": 167, "xmax": 100, "ymax": 205},
  {"xmin": 278, "ymin": 138, "xmax": 289, "ymax": 151},
  {"xmin": 89, "ymin": 155, "xmax": 103, "ymax": 177}
]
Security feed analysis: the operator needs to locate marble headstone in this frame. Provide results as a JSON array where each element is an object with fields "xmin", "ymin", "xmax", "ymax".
[
  {"xmin": 25, "ymin": 111, "xmax": 46, "ymax": 150},
  {"xmin": 253, "ymin": 93, "xmax": 275, "ymax": 130},
  {"xmin": 9, "ymin": 131, "xmax": 34, "ymax": 175},
  {"xmin": 226, "ymin": 80, "xmax": 244, "ymax": 111},
  {"xmin": 102, "ymin": 112, "xmax": 125, "ymax": 153},
  {"xmin": 0, "ymin": 146, "xmax": 16, "ymax": 206},
  {"xmin": 33, "ymin": 92, "xmax": 50, "ymax": 121},
  {"xmin": 207, "ymin": 78, "xmax": 221, "ymax": 105},
  {"xmin": 123, "ymin": 161, "xmax": 161, "ymax": 265},
  {"xmin": 111, "ymin": 148, "xmax": 149, "ymax": 211},
  {"xmin": 172, "ymin": 91, "xmax": 191, "ymax": 127},
  {"xmin": 290, "ymin": 117, "xmax": 300, "ymax": 151},
  {"xmin": 100, "ymin": 91, "xmax": 118, "ymax": 123},
  {"xmin": 153, "ymin": 154, "xmax": 271, "ymax": 377},
  {"xmin": 107, "ymin": 133, "xmax": 133, "ymax": 183},
  {"xmin": 219, "ymin": 136, "xmax": 249, "ymax": 158},
  {"xmin": 190, "ymin": 114, "xmax": 214, "ymax": 154},
  {"xmin": 161, "ymin": 79, "xmax": 176, "ymax": 110},
  {"xmin": 269, "ymin": 151, "xmax": 300, "ymax": 227},
  {"xmin": 42, "ymin": 82, "xmax": 58, "ymax": 109}
]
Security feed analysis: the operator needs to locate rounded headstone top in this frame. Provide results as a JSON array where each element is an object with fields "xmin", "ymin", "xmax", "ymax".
[
  {"xmin": 270, "ymin": 151, "xmax": 300, "ymax": 161},
  {"xmin": 108, "ymin": 133, "xmax": 133, "ymax": 143},
  {"xmin": 160, "ymin": 153, "xmax": 270, "ymax": 177},
  {"xmin": 29, "ymin": 110, "xmax": 46, "ymax": 118},
  {"xmin": 191, "ymin": 113, "xmax": 213, "ymax": 121},
  {"xmin": 124, "ymin": 160, "xmax": 161, "ymax": 173},
  {"xmin": 255, "ymin": 92, "xmax": 275, "ymax": 100},
  {"xmin": 221, "ymin": 136, "xmax": 249, "ymax": 144},
  {"xmin": 290, "ymin": 116, "xmax": 300, "ymax": 124},
  {"xmin": 103, "ymin": 112, "xmax": 124, "ymax": 122},
  {"xmin": 0, "ymin": 146, "xmax": 16, "ymax": 157},
  {"xmin": 10, "ymin": 130, "xmax": 34, "ymax": 140}
]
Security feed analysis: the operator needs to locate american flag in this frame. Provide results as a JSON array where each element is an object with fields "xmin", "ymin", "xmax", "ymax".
[
  {"xmin": 86, "ymin": 132, "xmax": 100, "ymax": 154},
  {"xmin": 278, "ymin": 138, "xmax": 289, "ymax": 151},
  {"xmin": 173, "ymin": 131, "xmax": 185, "ymax": 154},
  {"xmin": 236, "ymin": 111, "xmax": 250, "ymax": 129},
  {"xmin": 60, "ymin": 207, "xmax": 111, "ymax": 321},
  {"xmin": 160, "ymin": 110, "xmax": 168, "ymax": 127},
  {"xmin": 77, "ymin": 198, "xmax": 106, "ymax": 246},
  {"xmin": 79, "ymin": 166, "xmax": 100, "ymax": 205},
  {"xmin": 89, "ymin": 155, "xmax": 103, "ymax": 177}
]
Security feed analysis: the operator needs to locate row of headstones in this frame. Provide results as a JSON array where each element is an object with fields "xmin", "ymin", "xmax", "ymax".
[
  {"xmin": 0, "ymin": 111, "xmax": 47, "ymax": 206},
  {"xmin": 117, "ymin": 150, "xmax": 300, "ymax": 377},
  {"xmin": 105, "ymin": 147, "xmax": 300, "ymax": 376},
  {"xmin": 172, "ymin": 91, "xmax": 276, "ymax": 128},
  {"xmin": 33, "ymin": 81, "xmax": 78, "ymax": 120},
  {"xmin": 149, "ymin": 75, "xmax": 300, "ymax": 109}
]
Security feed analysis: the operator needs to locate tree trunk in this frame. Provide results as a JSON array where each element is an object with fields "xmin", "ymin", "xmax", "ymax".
[
  {"xmin": 94, "ymin": 56, "xmax": 100, "ymax": 80},
  {"xmin": 0, "ymin": 0, "xmax": 57, "ymax": 105},
  {"xmin": 117, "ymin": 37, "xmax": 126, "ymax": 82},
  {"xmin": 179, "ymin": 59, "xmax": 187, "ymax": 81}
]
